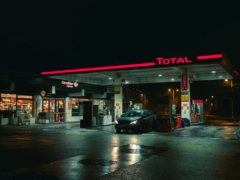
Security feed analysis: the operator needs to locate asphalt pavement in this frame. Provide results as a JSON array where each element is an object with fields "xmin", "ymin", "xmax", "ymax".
[{"xmin": 0, "ymin": 121, "xmax": 240, "ymax": 180}]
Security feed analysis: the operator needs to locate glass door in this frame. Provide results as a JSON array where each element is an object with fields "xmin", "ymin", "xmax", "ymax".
[
  {"xmin": 50, "ymin": 98, "xmax": 56, "ymax": 122},
  {"xmin": 42, "ymin": 98, "xmax": 64, "ymax": 122},
  {"xmin": 43, "ymin": 99, "xmax": 49, "ymax": 112},
  {"xmin": 55, "ymin": 99, "xmax": 64, "ymax": 122}
]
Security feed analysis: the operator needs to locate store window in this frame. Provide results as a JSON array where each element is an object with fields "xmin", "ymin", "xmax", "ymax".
[
  {"xmin": 43, "ymin": 99, "xmax": 49, "ymax": 112},
  {"xmin": 17, "ymin": 95, "xmax": 33, "ymax": 117},
  {"xmin": 72, "ymin": 98, "xmax": 88, "ymax": 116},
  {"xmin": 0, "ymin": 94, "xmax": 17, "ymax": 110}
]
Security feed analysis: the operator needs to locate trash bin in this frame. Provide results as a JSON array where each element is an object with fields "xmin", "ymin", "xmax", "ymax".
[{"xmin": 80, "ymin": 120, "xmax": 93, "ymax": 128}]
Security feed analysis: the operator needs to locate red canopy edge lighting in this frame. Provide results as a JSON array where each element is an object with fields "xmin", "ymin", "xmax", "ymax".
[
  {"xmin": 41, "ymin": 62, "xmax": 156, "ymax": 75},
  {"xmin": 41, "ymin": 54, "xmax": 223, "ymax": 75},
  {"xmin": 197, "ymin": 54, "xmax": 222, "ymax": 60}
]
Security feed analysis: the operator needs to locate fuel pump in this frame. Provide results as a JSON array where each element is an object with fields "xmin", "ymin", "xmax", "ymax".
[{"xmin": 191, "ymin": 100, "xmax": 204, "ymax": 123}]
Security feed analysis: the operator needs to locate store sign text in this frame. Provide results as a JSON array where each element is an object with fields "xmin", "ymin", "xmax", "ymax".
[
  {"xmin": 155, "ymin": 57, "xmax": 192, "ymax": 65},
  {"xmin": 61, "ymin": 81, "xmax": 78, "ymax": 88}
]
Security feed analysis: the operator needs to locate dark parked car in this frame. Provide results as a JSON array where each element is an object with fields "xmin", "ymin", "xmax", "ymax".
[{"xmin": 115, "ymin": 109, "xmax": 156, "ymax": 133}]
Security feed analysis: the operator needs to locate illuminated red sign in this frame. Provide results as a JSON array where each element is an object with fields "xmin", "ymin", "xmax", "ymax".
[
  {"xmin": 41, "ymin": 62, "xmax": 155, "ymax": 75},
  {"xmin": 41, "ymin": 54, "xmax": 222, "ymax": 75},
  {"xmin": 234, "ymin": 70, "xmax": 239, "ymax": 76},
  {"xmin": 181, "ymin": 74, "xmax": 188, "ymax": 91},
  {"xmin": 155, "ymin": 57, "xmax": 192, "ymax": 65}
]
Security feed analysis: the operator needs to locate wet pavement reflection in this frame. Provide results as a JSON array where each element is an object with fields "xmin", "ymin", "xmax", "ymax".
[
  {"xmin": 0, "ymin": 144, "xmax": 169, "ymax": 180},
  {"xmin": 0, "ymin": 122, "xmax": 240, "ymax": 179}
]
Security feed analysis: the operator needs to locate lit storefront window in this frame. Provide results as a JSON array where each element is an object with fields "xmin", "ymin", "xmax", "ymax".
[
  {"xmin": 43, "ymin": 99, "xmax": 49, "ymax": 112},
  {"xmin": 72, "ymin": 98, "xmax": 89, "ymax": 116},
  {"xmin": 0, "ymin": 94, "xmax": 33, "ymax": 117},
  {"xmin": 72, "ymin": 98, "xmax": 79, "ymax": 109},
  {"xmin": 17, "ymin": 95, "xmax": 33, "ymax": 117},
  {"xmin": 0, "ymin": 94, "xmax": 17, "ymax": 110}
]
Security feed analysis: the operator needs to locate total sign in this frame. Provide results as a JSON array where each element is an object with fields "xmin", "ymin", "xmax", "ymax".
[{"xmin": 156, "ymin": 57, "xmax": 192, "ymax": 65}]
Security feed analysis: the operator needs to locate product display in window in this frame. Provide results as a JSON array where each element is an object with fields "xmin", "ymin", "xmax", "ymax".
[
  {"xmin": 17, "ymin": 99, "xmax": 33, "ymax": 117},
  {"xmin": 0, "ymin": 94, "xmax": 16, "ymax": 110},
  {"xmin": 43, "ymin": 100, "xmax": 49, "ymax": 112},
  {"xmin": 72, "ymin": 98, "xmax": 79, "ymax": 109}
]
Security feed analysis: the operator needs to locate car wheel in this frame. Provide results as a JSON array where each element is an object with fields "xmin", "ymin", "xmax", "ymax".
[{"xmin": 116, "ymin": 128, "xmax": 121, "ymax": 133}]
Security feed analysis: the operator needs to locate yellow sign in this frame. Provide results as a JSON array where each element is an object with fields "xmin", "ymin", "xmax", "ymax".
[
  {"xmin": 181, "ymin": 95, "xmax": 189, "ymax": 102},
  {"xmin": 114, "ymin": 86, "xmax": 121, "ymax": 94}
]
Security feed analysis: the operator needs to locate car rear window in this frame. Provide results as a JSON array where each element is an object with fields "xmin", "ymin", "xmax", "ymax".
[{"xmin": 122, "ymin": 110, "xmax": 142, "ymax": 117}]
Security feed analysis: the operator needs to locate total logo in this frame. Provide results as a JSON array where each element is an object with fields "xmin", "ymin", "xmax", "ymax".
[{"xmin": 156, "ymin": 56, "xmax": 192, "ymax": 65}]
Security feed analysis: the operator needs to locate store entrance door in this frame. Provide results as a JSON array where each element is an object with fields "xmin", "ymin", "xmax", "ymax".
[
  {"xmin": 55, "ymin": 99, "xmax": 64, "ymax": 122},
  {"xmin": 49, "ymin": 98, "xmax": 65, "ymax": 122}
]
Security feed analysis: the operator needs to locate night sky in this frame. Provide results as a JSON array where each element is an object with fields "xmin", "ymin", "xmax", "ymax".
[
  {"xmin": 0, "ymin": 1, "xmax": 240, "ymax": 73},
  {"xmin": 1, "ymin": 1, "xmax": 240, "ymax": 115}
]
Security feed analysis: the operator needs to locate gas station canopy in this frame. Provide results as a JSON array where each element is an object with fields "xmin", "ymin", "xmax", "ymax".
[{"xmin": 41, "ymin": 52, "xmax": 238, "ymax": 85}]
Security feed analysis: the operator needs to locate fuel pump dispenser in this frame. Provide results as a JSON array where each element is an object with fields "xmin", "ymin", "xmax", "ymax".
[{"xmin": 190, "ymin": 100, "xmax": 204, "ymax": 123}]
